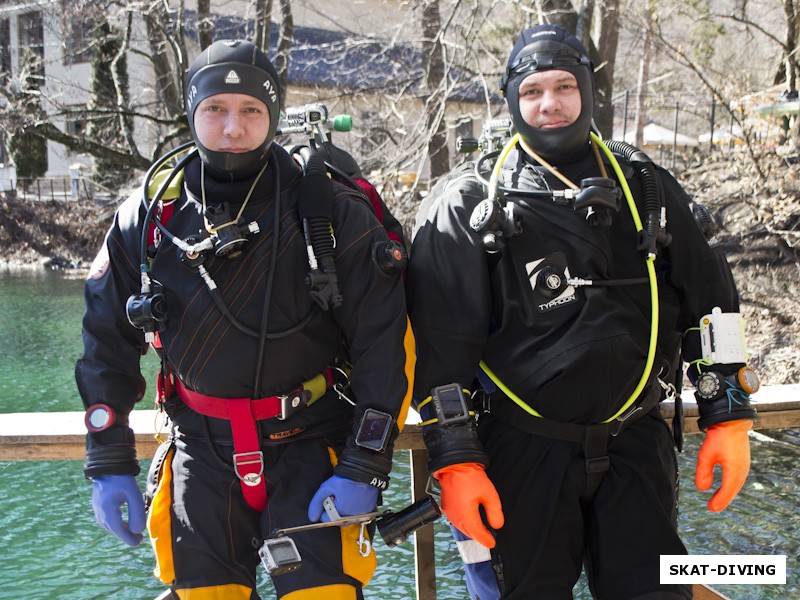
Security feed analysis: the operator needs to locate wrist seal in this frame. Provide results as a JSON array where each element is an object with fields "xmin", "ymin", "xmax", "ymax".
[
  {"xmin": 84, "ymin": 445, "xmax": 140, "ymax": 479},
  {"xmin": 335, "ymin": 413, "xmax": 395, "ymax": 490},
  {"xmin": 334, "ymin": 445, "xmax": 392, "ymax": 490},
  {"xmin": 423, "ymin": 420, "xmax": 488, "ymax": 474},
  {"xmin": 695, "ymin": 367, "xmax": 758, "ymax": 431}
]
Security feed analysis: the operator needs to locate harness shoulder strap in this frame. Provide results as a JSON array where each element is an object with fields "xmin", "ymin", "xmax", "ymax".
[{"xmin": 146, "ymin": 167, "xmax": 184, "ymax": 250}]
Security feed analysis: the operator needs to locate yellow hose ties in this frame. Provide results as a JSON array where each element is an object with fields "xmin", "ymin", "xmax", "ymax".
[{"xmin": 416, "ymin": 391, "xmax": 475, "ymax": 426}]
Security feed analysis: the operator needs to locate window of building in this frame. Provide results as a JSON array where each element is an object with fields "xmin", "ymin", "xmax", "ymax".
[
  {"xmin": 456, "ymin": 118, "xmax": 474, "ymax": 141},
  {"xmin": 64, "ymin": 10, "xmax": 94, "ymax": 65},
  {"xmin": 18, "ymin": 11, "xmax": 45, "ymax": 82},
  {"xmin": 0, "ymin": 130, "xmax": 8, "ymax": 165},
  {"xmin": 0, "ymin": 19, "xmax": 11, "ymax": 84}
]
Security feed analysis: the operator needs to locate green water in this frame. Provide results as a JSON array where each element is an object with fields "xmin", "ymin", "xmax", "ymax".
[{"xmin": 0, "ymin": 270, "xmax": 796, "ymax": 599}]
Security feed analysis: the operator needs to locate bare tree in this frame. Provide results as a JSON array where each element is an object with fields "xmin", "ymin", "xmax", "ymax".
[
  {"xmin": 0, "ymin": 0, "xmax": 790, "ymax": 200},
  {"xmin": 594, "ymin": 0, "xmax": 621, "ymax": 137},
  {"xmin": 419, "ymin": 0, "xmax": 451, "ymax": 180},
  {"xmin": 632, "ymin": 1, "xmax": 655, "ymax": 149},
  {"xmin": 274, "ymin": 0, "xmax": 293, "ymax": 103},
  {"xmin": 254, "ymin": 0, "xmax": 274, "ymax": 51},
  {"xmin": 197, "ymin": 0, "xmax": 213, "ymax": 49}
]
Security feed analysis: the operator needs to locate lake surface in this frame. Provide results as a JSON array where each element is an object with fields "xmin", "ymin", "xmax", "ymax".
[{"xmin": 0, "ymin": 270, "xmax": 796, "ymax": 599}]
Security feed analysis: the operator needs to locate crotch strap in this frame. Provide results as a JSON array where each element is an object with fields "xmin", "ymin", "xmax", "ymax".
[{"xmin": 489, "ymin": 383, "xmax": 661, "ymax": 497}]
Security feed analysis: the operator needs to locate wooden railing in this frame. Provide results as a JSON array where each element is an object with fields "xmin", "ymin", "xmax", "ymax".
[{"xmin": 2, "ymin": 384, "xmax": 798, "ymax": 600}]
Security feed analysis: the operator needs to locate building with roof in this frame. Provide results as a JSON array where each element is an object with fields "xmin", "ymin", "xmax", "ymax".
[{"xmin": 0, "ymin": 0, "xmax": 499, "ymax": 186}]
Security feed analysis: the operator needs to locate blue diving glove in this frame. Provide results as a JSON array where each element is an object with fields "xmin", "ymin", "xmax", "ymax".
[
  {"xmin": 308, "ymin": 474, "xmax": 379, "ymax": 523},
  {"xmin": 91, "ymin": 474, "xmax": 146, "ymax": 547}
]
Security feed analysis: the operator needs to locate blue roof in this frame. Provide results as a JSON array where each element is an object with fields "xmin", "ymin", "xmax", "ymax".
[{"xmin": 184, "ymin": 13, "xmax": 496, "ymax": 103}]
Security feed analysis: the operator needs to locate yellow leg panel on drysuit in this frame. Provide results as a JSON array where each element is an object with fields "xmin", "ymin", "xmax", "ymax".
[
  {"xmin": 175, "ymin": 584, "xmax": 253, "ymax": 599},
  {"xmin": 341, "ymin": 522, "xmax": 377, "ymax": 587},
  {"xmin": 282, "ymin": 583, "xmax": 359, "ymax": 600},
  {"xmin": 147, "ymin": 445, "xmax": 176, "ymax": 585},
  {"xmin": 321, "ymin": 448, "xmax": 377, "ymax": 591},
  {"xmin": 396, "ymin": 317, "xmax": 417, "ymax": 431}
]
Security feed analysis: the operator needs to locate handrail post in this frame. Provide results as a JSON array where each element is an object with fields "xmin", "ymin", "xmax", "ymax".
[{"xmin": 410, "ymin": 447, "xmax": 437, "ymax": 600}]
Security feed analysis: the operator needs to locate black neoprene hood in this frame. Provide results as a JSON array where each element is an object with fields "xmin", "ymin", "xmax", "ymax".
[
  {"xmin": 501, "ymin": 24, "xmax": 595, "ymax": 163},
  {"xmin": 185, "ymin": 40, "xmax": 281, "ymax": 181}
]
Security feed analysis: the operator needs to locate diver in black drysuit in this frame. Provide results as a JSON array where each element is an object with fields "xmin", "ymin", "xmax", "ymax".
[{"xmin": 408, "ymin": 24, "xmax": 756, "ymax": 600}]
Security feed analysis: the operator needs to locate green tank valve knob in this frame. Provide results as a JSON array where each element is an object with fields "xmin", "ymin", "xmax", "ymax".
[{"xmin": 333, "ymin": 115, "xmax": 353, "ymax": 132}]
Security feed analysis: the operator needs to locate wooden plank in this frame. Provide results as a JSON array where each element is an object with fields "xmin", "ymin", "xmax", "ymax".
[
  {"xmin": 0, "ymin": 409, "xmax": 427, "ymax": 461},
  {"xmin": 693, "ymin": 583, "xmax": 732, "ymax": 600},
  {"xmin": 3, "ymin": 392, "xmax": 790, "ymax": 600},
  {"xmin": 1, "ymin": 384, "xmax": 798, "ymax": 461}
]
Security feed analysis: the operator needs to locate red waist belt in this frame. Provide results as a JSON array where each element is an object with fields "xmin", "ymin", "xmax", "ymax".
[{"xmin": 173, "ymin": 372, "xmax": 332, "ymax": 512}]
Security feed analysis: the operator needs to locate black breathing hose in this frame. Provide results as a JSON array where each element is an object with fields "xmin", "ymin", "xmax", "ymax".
[{"xmin": 601, "ymin": 140, "xmax": 667, "ymax": 253}]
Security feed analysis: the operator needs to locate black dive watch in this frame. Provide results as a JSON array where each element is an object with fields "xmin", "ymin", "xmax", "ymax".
[{"xmin": 354, "ymin": 409, "xmax": 394, "ymax": 453}]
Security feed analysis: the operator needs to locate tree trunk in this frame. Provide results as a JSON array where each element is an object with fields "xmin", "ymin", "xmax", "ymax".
[
  {"xmin": 143, "ymin": 3, "xmax": 182, "ymax": 121},
  {"xmin": 421, "ymin": 0, "xmax": 450, "ymax": 181},
  {"xmin": 254, "ymin": 0, "xmax": 274, "ymax": 52},
  {"xmin": 197, "ymin": 0, "xmax": 213, "ymax": 49},
  {"xmin": 633, "ymin": 5, "xmax": 654, "ymax": 149},
  {"xmin": 595, "ymin": 0, "xmax": 620, "ymax": 138},
  {"xmin": 275, "ymin": 0, "xmax": 293, "ymax": 106}
]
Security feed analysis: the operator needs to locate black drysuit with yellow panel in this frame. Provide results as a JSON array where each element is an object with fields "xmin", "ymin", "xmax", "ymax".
[
  {"xmin": 408, "ymin": 146, "xmax": 741, "ymax": 599},
  {"xmin": 76, "ymin": 145, "xmax": 415, "ymax": 600}
]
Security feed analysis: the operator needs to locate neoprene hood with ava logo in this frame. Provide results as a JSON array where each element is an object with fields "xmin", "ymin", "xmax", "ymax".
[{"xmin": 185, "ymin": 40, "xmax": 281, "ymax": 181}]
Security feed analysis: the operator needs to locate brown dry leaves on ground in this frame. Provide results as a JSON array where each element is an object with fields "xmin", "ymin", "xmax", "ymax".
[{"xmin": 679, "ymin": 150, "xmax": 800, "ymax": 385}]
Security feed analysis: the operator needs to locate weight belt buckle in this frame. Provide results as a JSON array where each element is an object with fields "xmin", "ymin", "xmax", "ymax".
[{"xmin": 278, "ymin": 389, "xmax": 311, "ymax": 420}]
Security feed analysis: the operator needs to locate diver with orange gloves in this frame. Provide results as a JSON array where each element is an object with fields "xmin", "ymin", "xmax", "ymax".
[{"xmin": 407, "ymin": 24, "xmax": 757, "ymax": 600}]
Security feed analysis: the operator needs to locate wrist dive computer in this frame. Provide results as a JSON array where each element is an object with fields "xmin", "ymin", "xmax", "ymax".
[{"xmin": 430, "ymin": 384, "xmax": 471, "ymax": 426}]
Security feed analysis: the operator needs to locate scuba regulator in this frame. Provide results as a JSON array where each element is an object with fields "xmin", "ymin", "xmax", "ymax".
[
  {"xmin": 125, "ymin": 142, "xmax": 265, "ymax": 342},
  {"xmin": 457, "ymin": 122, "xmax": 629, "ymax": 251},
  {"xmin": 125, "ymin": 142, "xmax": 198, "ymax": 342},
  {"xmin": 202, "ymin": 200, "xmax": 260, "ymax": 259},
  {"xmin": 281, "ymin": 103, "xmax": 407, "ymax": 310},
  {"xmin": 126, "ymin": 281, "xmax": 168, "ymax": 344}
]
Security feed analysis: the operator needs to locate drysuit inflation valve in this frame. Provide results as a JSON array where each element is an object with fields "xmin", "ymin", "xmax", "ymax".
[
  {"xmin": 126, "ymin": 281, "xmax": 167, "ymax": 343},
  {"xmin": 373, "ymin": 240, "xmax": 408, "ymax": 274}
]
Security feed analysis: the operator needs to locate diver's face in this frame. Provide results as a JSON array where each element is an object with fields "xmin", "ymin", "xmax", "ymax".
[
  {"xmin": 517, "ymin": 69, "xmax": 581, "ymax": 130},
  {"xmin": 193, "ymin": 93, "xmax": 270, "ymax": 153}
]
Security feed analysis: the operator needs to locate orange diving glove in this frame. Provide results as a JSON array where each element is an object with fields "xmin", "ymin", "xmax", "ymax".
[
  {"xmin": 434, "ymin": 462, "xmax": 504, "ymax": 548},
  {"xmin": 695, "ymin": 419, "xmax": 753, "ymax": 512}
]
